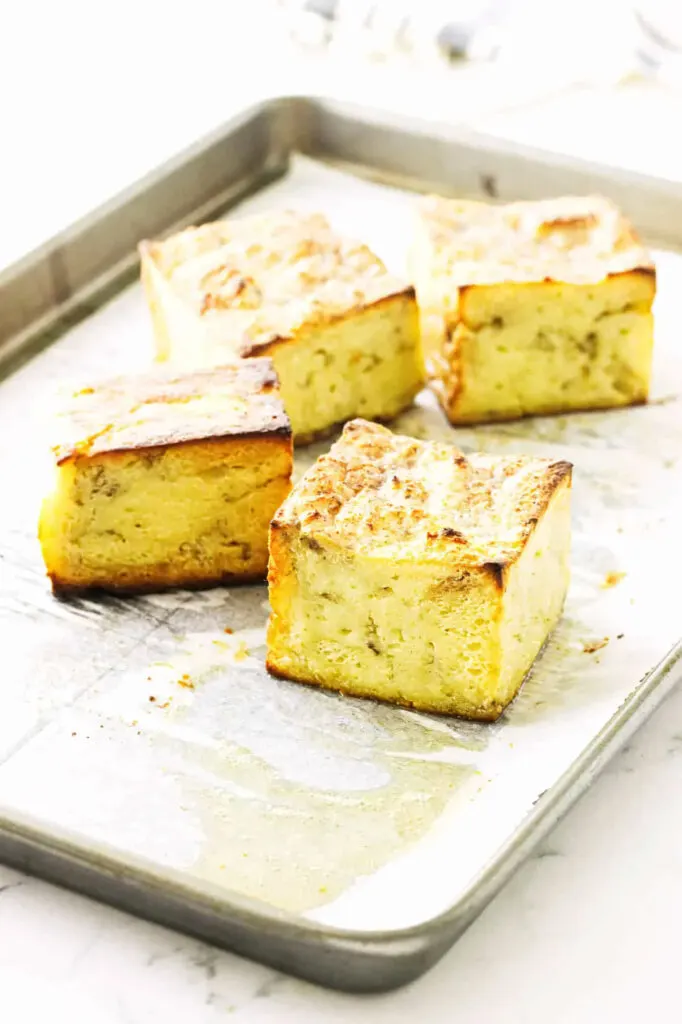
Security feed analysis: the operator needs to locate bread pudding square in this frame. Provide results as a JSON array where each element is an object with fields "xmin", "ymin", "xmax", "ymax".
[
  {"xmin": 266, "ymin": 420, "xmax": 571, "ymax": 721},
  {"xmin": 140, "ymin": 210, "xmax": 423, "ymax": 444},
  {"xmin": 39, "ymin": 361, "xmax": 292, "ymax": 594},
  {"xmin": 411, "ymin": 194, "xmax": 655, "ymax": 424}
]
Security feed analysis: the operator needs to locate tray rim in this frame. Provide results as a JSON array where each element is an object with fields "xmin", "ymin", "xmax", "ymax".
[
  {"xmin": 2, "ymin": 93, "xmax": 682, "ymax": 992},
  {"xmin": 5, "ymin": 92, "xmax": 682, "ymax": 372}
]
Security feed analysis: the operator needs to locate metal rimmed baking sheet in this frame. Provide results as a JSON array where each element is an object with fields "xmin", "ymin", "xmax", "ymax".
[{"xmin": 0, "ymin": 98, "xmax": 681, "ymax": 992}]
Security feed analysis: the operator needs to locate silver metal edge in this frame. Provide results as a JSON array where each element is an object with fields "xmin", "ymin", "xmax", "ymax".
[
  {"xmin": 1, "ymin": 637, "xmax": 679, "ymax": 992},
  {"xmin": 298, "ymin": 96, "xmax": 682, "ymax": 249},
  {"xmin": 0, "ymin": 98, "xmax": 298, "ymax": 377},
  {"xmin": 1, "ymin": 93, "xmax": 682, "ymax": 991}
]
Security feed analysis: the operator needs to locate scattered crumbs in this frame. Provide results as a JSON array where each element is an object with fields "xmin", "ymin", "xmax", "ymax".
[
  {"xmin": 617, "ymin": 633, "xmax": 625, "ymax": 640},
  {"xmin": 601, "ymin": 571, "xmax": 626, "ymax": 589},
  {"xmin": 224, "ymin": 627, "xmax": 233, "ymax": 634},
  {"xmin": 583, "ymin": 637, "xmax": 609, "ymax": 654},
  {"xmin": 234, "ymin": 643, "xmax": 249, "ymax": 663},
  {"xmin": 178, "ymin": 674, "xmax": 194, "ymax": 690},
  {"xmin": 649, "ymin": 393, "xmax": 679, "ymax": 407}
]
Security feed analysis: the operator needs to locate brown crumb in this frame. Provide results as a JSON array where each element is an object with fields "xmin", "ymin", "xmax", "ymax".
[
  {"xmin": 601, "ymin": 571, "xmax": 626, "ymax": 589},
  {"xmin": 71, "ymin": 731, "xmax": 77, "ymax": 737},
  {"xmin": 159, "ymin": 699, "xmax": 172, "ymax": 709},
  {"xmin": 583, "ymin": 637, "xmax": 609, "ymax": 654},
  {"xmin": 148, "ymin": 695, "xmax": 156, "ymax": 702},
  {"xmin": 617, "ymin": 633, "xmax": 625, "ymax": 640},
  {"xmin": 648, "ymin": 393, "xmax": 679, "ymax": 407},
  {"xmin": 224, "ymin": 627, "xmax": 234, "ymax": 634},
  {"xmin": 178, "ymin": 674, "xmax": 194, "ymax": 690}
]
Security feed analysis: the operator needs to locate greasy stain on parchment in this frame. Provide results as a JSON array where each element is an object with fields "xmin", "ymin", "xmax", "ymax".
[{"xmin": 137, "ymin": 631, "xmax": 482, "ymax": 914}]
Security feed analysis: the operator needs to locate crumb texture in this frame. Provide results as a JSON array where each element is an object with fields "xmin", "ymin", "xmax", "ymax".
[
  {"xmin": 39, "ymin": 364, "xmax": 292, "ymax": 593},
  {"xmin": 268, "ymin": 421, "xmax": 571, "ymax": 720},
  {"xmin": 411, "ymin": 194, "xmax": 656, "ymax": 423},
  {"xmin": 142, "ymin": 211, "xmax": 423, "ymax": 443}
]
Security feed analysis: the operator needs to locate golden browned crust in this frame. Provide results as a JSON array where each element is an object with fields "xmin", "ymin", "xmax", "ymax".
[
  {"xmin": 50, "ymin": 565, "xmax": 269, "ymax": 598},
  {"xmin": 431, "ymin": 388, "xmax": 649, "ymax": 426},
  {"xmin": 416, "ymin": 194, "xmax": 655, "ymax": 287},
  {"xmin": 273, "ymin": 419, "xmax": 571, "ymax": 569},
  {"xmin": 140, "ymin": 210, "xmax": 413, "ymax": 354},
  {"xmin": 52, "ymin": 360, "xmax": 290, "ymax": 464},
  {"xmin": 238, "ymin": 287, "xmax": 417, "ymax": 359}
]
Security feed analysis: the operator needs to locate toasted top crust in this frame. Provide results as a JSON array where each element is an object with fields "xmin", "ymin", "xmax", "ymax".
[
  {"xmin": 416, "ymin": 194, "xmax": 655, "ymax": 287},
  {"xmin": 274, "ymin": 419, "xmax": 571, "ymax": 568},
  {"xmin": 52, "ymin": 360, "xmax": 290, "ymax": 464},
  {"xmin": 141, "ymin": 210, "xmax": 412, "ymax": 354}
]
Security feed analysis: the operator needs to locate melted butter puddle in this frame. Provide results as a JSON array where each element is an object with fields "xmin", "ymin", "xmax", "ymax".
[{"xmin": 127, "ymin": 626, "xmax": 482, "ymax": 915}]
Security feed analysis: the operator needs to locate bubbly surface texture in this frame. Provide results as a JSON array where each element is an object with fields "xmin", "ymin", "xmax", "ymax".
[
  {"xmin": 52, "ymin": 360, "xmax": 289, "ymax": 463},
  {"xmin": 274, "ymin": 420, "xmax": 570, "ymax": 567},
  {"xmin": 416, "ymin": 194, "xmax": 654, "ymax": 286},
  {"xmin": 144, "ymin": 210, "xmax": 411, "ymax": 353}
]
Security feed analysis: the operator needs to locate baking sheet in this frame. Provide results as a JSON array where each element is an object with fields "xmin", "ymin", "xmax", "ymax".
[{"xmin": 1, "ymin": 155, "xmax": 681, "ymax": 941}]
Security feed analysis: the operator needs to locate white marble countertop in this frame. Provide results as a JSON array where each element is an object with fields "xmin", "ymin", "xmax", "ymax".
[{"xmin": 2, "ymin": 5, "xmax": 682, "ymax": 1021}]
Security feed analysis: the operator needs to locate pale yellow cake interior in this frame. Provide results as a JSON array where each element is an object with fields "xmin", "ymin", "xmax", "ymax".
[
  {"xmin": 40, "ymin": 437, "xmax": 292, "ymax": 592},
  {"xmin": 411, "ymin": 194, "xmax": 656, "ymax": 423},
  {"xmin": 38, "ymin": 362, "xmax": 292, "ymax": 593},
  {"xmin": 141, "ymin": 211, "xmax": 424, "ymax": 442},
  {"xmin": 267, "ymin": 421, "xmax": 571, "ymax": 720}
]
